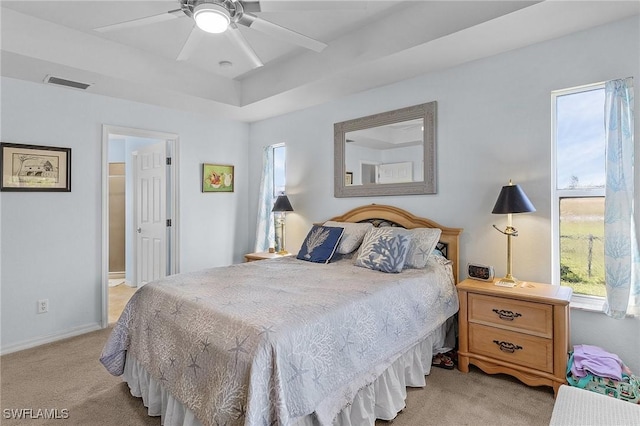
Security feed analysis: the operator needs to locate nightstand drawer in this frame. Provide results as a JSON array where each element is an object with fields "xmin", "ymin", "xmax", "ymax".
[
  {"xmin": 469, "ymin": 323, "xmax": 553, "ymax": 373},
  {"xmin": 468, "ymin": 293, "xmax": 553, "ymax": 338}
]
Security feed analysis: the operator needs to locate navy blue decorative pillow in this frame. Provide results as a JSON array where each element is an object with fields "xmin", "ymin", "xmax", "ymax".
[
  {"xmin": 355, "ymin": 228, "xmax": 412, "ymax": 273},
  {"xmin": 297, "ymin": 225, "xmax": 345, "ymax": 264}
]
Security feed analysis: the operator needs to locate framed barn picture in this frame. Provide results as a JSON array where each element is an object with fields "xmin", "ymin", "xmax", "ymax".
[
  {"xmin": 1, "ymin": 142, "xmax": 71, "ymax": 192},
  {"xmin": 202, "ymin": 163, "xmax": 234, "ymax": 193}
]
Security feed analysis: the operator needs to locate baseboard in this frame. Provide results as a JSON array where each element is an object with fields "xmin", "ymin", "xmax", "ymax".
[
  {"xmin": 109, "ymin": 271, "xmax": 125, "ymax": 279},
  {"xmin": 0, "ymin": 323, "xmax": 103, "ymax": 356}
]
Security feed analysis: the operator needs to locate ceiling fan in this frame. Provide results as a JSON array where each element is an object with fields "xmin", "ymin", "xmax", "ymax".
[{"xmin": 93, "ymin": 0, "xmax": 330, "ymax": 69}]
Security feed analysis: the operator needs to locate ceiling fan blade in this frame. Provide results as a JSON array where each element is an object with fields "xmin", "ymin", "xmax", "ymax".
[
  {"xmin": 227, "ymin": 25, "xmax": 264, "ymax": 69},
  {"xmin": 241, "ymin": 15, "xmax": 327, "ymax": 52},
  {"xmin": 176, "ymin": 26, "xmax": 205, "ymax": 61},
  {"xmin": 94, "ymin": 9, "xmax": 183, "ymax": 33},
  {"xmin": 243, "ymin": 1, "xmax": 367, "ymax": 13}
]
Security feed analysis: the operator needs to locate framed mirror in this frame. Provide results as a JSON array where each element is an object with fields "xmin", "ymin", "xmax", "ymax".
[{"xmin": 334, "ymin": 101, "xmax": 437, "ymax": 197}]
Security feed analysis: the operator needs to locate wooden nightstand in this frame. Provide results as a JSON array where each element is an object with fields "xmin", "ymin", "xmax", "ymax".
[
  {"xmin": 457, "ymin": 278, "xmax": 572, "ymax": 396},
  {"xmin": 244, "ymin": 251, "xmax": 293, "ymax": 262}
]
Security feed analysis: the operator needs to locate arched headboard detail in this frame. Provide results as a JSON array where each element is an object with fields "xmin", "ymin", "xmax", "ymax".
[{"xmin": 328, "ymin": 204, "xmax": 463, "ymax": 283}]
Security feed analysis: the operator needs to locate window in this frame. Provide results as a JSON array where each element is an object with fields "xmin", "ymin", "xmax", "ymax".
[
  {"xmin": 552, "ymin": 84, "xmax": 606, "ymax": 300},
  {"xmin": 255, "ymin": 143, "xmax": 286, "ymax": 252},
  {"xmin": 273, "ymin": 144, "xmax": 286, "ymax": 196}
]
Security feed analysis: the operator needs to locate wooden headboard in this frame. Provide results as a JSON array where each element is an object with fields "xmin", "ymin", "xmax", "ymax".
[{"xmin": 328, "ymin": 204, "xmax": 463, "ymax": 283}]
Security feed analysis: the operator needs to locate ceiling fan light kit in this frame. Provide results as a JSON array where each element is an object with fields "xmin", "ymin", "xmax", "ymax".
[
  {"xmin": 93, "ymin": 0, "xmax": 328, "ymax": 70},
  {"xmin": 193, "ymin": 2, "xmax": 230, "ymax": 34}
]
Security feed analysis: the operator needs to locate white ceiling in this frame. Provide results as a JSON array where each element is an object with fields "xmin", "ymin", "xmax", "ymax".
[{"xmin": 1, "ymin": 1, "xmax": 639, "ymax": 122}]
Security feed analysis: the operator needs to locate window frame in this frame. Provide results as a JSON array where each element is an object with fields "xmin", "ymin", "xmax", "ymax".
[{"xmin": 551, "ymin": 82, "xmax": 606, "ymax": 310}]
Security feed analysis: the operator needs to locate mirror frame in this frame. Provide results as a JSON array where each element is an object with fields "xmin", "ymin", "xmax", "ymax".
[{"xmin": 334, "ymin": 101, "xmax": 437, "ymax": 197}]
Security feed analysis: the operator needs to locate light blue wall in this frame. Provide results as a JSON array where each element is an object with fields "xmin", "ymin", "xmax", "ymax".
[
  {"xmin": 248, "ymin": 17, "xmax": 640, "ymax": 373},
  {"xmin": 0, "ymin": 78, "xmax": 250, "ymax": 352},
  {"xmin": 108, "ymin": 138, "xmax": 125, "ymax": 163}
]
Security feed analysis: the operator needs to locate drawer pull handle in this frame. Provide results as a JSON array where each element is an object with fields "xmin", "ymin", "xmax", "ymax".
[
  {"xmin": 493, "ymin": 340, "xmax": 523, "ymax": 353},
  {"xmin": 492, "ymin": 309, "xmax": 522, "ymax": 321}
]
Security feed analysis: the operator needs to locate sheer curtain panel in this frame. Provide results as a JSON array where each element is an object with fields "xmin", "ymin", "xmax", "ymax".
[
  {"xmin": 255, "ymin": 146, "xmax": 276, "ymax": 252},
  {"xmin": 604, "ymin": 77, "xmax": 639, "ymax": 318}
]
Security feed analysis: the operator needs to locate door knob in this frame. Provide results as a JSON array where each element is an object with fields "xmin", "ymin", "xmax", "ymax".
[{"xmin": 137, "ymin": 227, "xmax": 142, "ymax": 233}]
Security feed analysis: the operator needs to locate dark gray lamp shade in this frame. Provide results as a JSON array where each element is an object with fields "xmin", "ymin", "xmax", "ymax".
[
  {"xmin": 272, "ymin": 195, "xmax": 294, "ymax": 212},
  {"xmin": 492, "ymin": 184, "xmax": 536, "ymax": 214}
]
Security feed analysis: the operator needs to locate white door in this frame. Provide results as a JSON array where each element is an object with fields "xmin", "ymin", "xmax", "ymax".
[
  {"xmin": 135, "ymin": 141, "xmax": 166, "ymax": 287},
  {"xmin": 376, "ymin": 161, "xmax": 413, "ymax": 183}
]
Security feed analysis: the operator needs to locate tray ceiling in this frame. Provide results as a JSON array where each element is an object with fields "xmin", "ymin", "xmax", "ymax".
[{"xmin": 1, "ymin": 1, "xmax": 638, "ymax": 121}]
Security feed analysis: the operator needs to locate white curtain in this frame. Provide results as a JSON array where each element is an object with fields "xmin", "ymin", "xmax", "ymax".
[
  {"xmin": 254, "ymin": 146, "xmax": 276, "ymax": 252},
  {"xmin": 603, "ymin": 77, "xmax": 639, "ymax": 318}
]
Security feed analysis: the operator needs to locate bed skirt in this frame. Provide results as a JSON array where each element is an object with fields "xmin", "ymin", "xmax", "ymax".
[{"xmin": 123, "ymin": 322, "xmax": 449, "ymax": 426}]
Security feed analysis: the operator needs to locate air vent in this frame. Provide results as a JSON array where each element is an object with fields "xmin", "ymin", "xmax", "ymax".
[{"xmin": 44, "ymin": 75, "xmax": 92, "ymax": 90}]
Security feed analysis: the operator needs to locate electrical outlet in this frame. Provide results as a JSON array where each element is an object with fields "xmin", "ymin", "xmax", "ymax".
[{"xmin": 37, "ymin": 299, "xmax": 49, "ymax": 314}]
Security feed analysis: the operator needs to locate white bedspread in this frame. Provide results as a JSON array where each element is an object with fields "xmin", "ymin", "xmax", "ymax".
[{"xmin": 101, "ymin": 256, "xmax": 457, "ymax": 426}]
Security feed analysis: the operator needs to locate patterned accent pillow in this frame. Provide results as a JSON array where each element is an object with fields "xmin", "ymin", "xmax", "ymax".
[
  {"xmin": 404, "ymin": 227, "xmax": 442, "ymax": 269},
  {"xmin": 355, "ymin": 228, "xmax": 412, "ymax": 273},
  {"xmin": 297, "ymin": 225, "xmax": 345, "ymax": 264},
  {"xmin": 323, "ymin": 221, "xmax": 373, "ymax": 254}
]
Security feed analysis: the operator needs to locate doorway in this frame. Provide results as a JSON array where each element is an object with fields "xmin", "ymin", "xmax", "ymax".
[
  {"xmin": 360, "ymin": 161, "xmax": 379, "ymax": 185},
  {"xmin": 101, "ymin": 125, "xmax": 180, "ymax": 327}
]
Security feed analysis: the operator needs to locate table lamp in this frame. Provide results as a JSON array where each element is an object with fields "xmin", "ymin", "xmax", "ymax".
[
  {"xmin": 272, "ymin": 195, "xmax": 294, "ymax": 254},
  {"xmin": 492, "ymin": 180, "xmax": 536, "ymax": 287}
]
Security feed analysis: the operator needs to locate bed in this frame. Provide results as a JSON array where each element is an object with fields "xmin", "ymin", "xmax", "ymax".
[{"xmin": 101, "ymin": 204, "xmax": 463, "ymax": 426}]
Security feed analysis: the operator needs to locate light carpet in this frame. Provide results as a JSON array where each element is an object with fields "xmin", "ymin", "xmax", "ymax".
[{"xmin": 0, "ymin": 327, "xmax": 554, "ymax": 425}]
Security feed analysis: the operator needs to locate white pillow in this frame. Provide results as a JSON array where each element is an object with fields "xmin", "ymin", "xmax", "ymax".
[
  {"xmin": 404, "ymin": 227, "xmax": 442, "ymax": 268},
  {"xmin": 323, "ymin": 221, "xmax": 373, "ymax": 254}
]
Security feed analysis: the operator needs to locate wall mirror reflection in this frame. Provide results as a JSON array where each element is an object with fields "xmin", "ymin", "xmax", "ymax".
[{"xmin": 334, "ymin": 102, "xmax": 437, "ymax": 197}]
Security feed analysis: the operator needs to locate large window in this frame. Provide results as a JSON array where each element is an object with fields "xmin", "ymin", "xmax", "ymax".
[{"xmin": 552, "ymin": 84, "xmax": 606, "ymax": 299}]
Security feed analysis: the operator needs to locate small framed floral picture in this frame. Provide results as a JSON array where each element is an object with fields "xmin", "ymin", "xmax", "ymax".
[{"xmin": 202, "ymin": 164, "xmax": 234, "ymax": 192}]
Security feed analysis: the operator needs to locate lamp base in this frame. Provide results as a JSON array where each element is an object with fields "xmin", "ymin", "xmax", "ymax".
[
  {"xmin": 277, "ymin": 250, "xmax": 289, "ymax": 255},
  {"xmin": 495, "ymin": 276, "xmax": 518, "ymax": 288}
]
